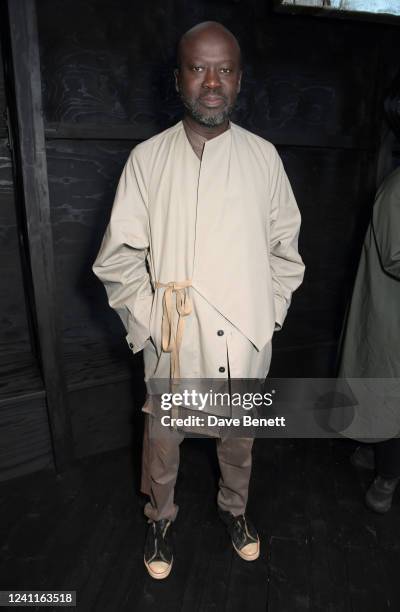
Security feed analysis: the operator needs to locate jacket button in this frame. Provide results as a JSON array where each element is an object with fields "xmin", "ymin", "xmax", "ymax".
[
  {"xmin": 217, "ymin": 330, "xmax": 224, "ymax": 336},
  {"xmin": 219, "ymin": 366, "xmax": 225, "ymax": 373},
  {"xmin": 129, "ymin": 343, "xmax": 134, "ymax": 349}
]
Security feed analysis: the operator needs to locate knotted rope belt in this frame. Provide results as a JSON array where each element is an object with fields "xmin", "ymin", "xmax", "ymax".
[{"xmin": 155, "ymin": 279, "xmax": 192, "ymax": 380}]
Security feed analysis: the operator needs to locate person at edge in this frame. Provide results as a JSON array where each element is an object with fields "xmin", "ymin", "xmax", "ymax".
[
  {"xmin": 92, "ymin": 21, "xmax": 305, "ymax": 579},
  {"xmin": 340, "ymin": 165, "xmax": 400, "ymax": 514}
]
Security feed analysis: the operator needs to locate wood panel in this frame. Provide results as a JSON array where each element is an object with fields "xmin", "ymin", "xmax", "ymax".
[
  {"xmin": 36, "ymin": 0, "xmax": 179, "ymax": 135},
  {"xmin": 37, "ymin": 0, "xmax": 382, "ymax": 150},
  {"xmin": 45, "ymin": 139, "xmax": 146, "ymax": 387},
  {"xmin": 262, "ymin": 145, "xmax": 373, "ymax": 376},
  {"xmin": 0, "ymin": 395, "xmax": 53, "ymax": 482},
  {"xmin": 0, "ymin": 40, "xmax": 6, "ymax": 138},
  {"xmin": 0, "ymin": 4, "xmax": 50, "ymax": 480},
  {"xmin": 0, "ymin": 355, "xmax": 44, "ymax": 405},
  {"xmin": 6, "ymin": 0, "xmax": 73, "ymax": 471},
  {"xmin": 0, "ymin": 140, "xmax": 32, "ymax": 359},
  {"xmin": 45, "ymin": 139, "xmax": 135, "ymax": 347},
  {"xmin": 69, "ymin": 378, "xmax": 146, "ymax": 460},
  {"xmin": 0, "ymin": 13, "xmax": 34, "ymax": 370},
  {"xmin": 276, "ymin": 146, "xmax": 373, "ymax": 348}
]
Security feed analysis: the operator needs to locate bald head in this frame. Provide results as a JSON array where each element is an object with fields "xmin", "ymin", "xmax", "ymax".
[
  {"xmin": 177, "ymin": 21, "xmax": 242, "ymax": 70},
  {"xmin": 174, "ymin": 21, "xmax": 242, "ymax": 131}
]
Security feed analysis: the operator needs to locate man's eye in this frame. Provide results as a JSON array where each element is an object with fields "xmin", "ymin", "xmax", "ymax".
[
  {"xmin": 220, "ymin": 68, "xmax": 232, "ymax": 74},
  {"xmin": 192, "ymin": 66, "xmax": 203, "ymax": 72}
]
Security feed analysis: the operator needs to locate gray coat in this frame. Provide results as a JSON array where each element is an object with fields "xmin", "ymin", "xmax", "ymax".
[{"xmin": 337, "ymin": 167, "xmax": 400, "ymax": 441}]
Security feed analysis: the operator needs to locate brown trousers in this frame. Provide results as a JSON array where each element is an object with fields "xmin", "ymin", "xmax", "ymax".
[{"xmin": 141, "ymin": 413, "xmax": 254, "ymax": 522}]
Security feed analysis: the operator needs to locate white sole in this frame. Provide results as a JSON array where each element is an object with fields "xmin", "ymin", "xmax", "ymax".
[
  {"xmin": 144, "ymin": 556, "xmax": 173, "ymax": 579},
  {"xmin": 233, "ymin": 540, "xmax": 260, "ymax": 561}
]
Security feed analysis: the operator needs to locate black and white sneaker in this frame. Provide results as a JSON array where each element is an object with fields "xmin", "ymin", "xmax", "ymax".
[
  {"xmin": 218, "ymin": 508, "xmax": 260, "ymax": 561},
  {"xmin": 144, "ymin": 519, "xmax": 173, "ymax": 579},
  {"xmin": 365, "ymin": 475, "xmax": 400, "ymax": 514}
]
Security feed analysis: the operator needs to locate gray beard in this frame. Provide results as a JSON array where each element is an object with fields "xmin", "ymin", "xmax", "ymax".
[{"xmin": 180, "ymin": 94, "xmax": 235, "ymax": 127}]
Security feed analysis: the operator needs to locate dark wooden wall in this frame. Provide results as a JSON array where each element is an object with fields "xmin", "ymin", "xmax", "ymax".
[
  {"xmin": 0, "ymin": 6, "xmax": 54, "ymax": 480},
  {"xmin": 1, "ymin": 0, "xmax": 399, "ymax": 481}
]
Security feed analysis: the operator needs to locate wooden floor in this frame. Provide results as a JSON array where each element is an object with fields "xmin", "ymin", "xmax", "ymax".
[{"xmin": 1, "ymin": 430, "xmax": 400, "ymax": 611}]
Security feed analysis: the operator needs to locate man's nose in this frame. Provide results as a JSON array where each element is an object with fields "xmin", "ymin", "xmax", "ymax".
[{"xmin": 202, "ymin": 68, "xmax": 221, "ymax": 89}]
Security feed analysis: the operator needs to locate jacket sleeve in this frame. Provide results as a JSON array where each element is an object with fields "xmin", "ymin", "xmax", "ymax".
[
  {"xmin": 269, "ymin": 147, "xmax": 305, "ymax": 329},
  {"xmin": 372, "ymin": 172, "xmax": 400, "ymax": 279},
  {"xmin": 92, "ymin": 147, "xmax": 153, "ymax": 353}
]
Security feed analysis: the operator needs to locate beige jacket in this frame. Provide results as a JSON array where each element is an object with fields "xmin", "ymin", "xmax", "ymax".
[{"xmin": 92, "ymin": 120, "xmax": 305, "ymax": 381}]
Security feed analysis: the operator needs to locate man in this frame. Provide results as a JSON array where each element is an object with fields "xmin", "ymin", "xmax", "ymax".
[{"xmin": 92, "ymin": 21, "xmax": 305, "ymax": 579}]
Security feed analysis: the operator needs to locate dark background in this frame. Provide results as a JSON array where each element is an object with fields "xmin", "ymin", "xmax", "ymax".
[{"xmin": 1, "ymin": 0, "xmax": 400, "ymax": 480}]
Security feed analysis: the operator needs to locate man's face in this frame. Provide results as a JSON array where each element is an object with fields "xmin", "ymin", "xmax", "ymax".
[{"xmin": 174, "ymin": 32, "xmax": 242, "ymax": 128}]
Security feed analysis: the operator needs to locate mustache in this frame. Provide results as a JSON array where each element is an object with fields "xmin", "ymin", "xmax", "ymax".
[{"xmin": 199, "ymin": 93, "xmax": 227, "ymax": 101}]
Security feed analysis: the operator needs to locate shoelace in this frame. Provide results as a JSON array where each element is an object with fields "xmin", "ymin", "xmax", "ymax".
[
  {"xmin": 148, "ymin": 520, "xmax": 171, "ymax": 564},
  {"xmin": 232, "ymin": 515, "xmax": 257, "ymax": 542}
]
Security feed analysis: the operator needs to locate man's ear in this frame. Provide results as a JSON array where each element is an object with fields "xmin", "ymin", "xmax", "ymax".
[
  {"xmin": 237, "ymin": 70, "xmax": 242, "ymax": 94},
  {"xmin": 174, "ymin": 68, "xmax": 180, "ymax": 93}
]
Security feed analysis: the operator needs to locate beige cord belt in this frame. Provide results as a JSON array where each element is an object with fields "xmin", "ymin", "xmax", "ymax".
[{"xmin": 155, "ymin": 279, "xmax": 192, "ymax": 380}]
